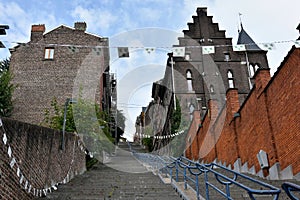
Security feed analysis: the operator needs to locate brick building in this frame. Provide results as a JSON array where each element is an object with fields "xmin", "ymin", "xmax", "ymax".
[
  {"xmin": 185, "ymin": 37, "xmax": 300, "ymax": 180},
  {"xmin": 9, "ymin": 22, "xmax": 110, "ymax": 125},
  {"xmin": 145, "ymin": 8, "xmax": 269, "ymax": 153}
]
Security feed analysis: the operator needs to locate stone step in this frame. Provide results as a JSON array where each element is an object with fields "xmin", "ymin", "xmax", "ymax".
[{"xmin": 37, "ymin": 142, "xmax": 182, "ymax": 200}]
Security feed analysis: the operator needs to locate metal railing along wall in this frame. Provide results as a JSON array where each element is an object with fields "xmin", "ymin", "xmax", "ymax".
[
  {"xmin": 161, "ymin": 156, "xmax": 281, "ymax": 200},
  {"xmin": 281, "ymin": 182, "xmax": 300, "ymax": 200}
]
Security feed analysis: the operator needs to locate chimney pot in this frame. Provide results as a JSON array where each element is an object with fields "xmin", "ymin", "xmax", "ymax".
[
  {"xmin": 74, "ymin": 22, "xmax": 87, "ymax": 31},
  {"xmin": 31, "ymin": 24, "xmax": 45, "ymax": 32}
]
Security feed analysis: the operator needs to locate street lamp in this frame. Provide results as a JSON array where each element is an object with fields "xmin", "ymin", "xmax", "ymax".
[{"xmin": 61, "ymin": 98, "xmax": 77, "ymax": 150}]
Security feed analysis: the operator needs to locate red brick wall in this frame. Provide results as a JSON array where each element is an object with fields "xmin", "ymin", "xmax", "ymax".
[
  {"xmin": 266, "ymin": 48, "xmax": 300, "ymax": 174},
  {"xmin": 0, "ymin": 118, "xmax": 86, "ymax": 199},
  {"xmin": 186, "ymin": 47, "xmax": 300, "ymax": 176}
]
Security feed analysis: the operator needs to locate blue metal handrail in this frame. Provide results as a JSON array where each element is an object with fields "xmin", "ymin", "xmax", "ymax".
[
  {"xmin": 161, "ymin": 156, "xmax": 281, "ymax": 200},
  {"xmin": 282, "ymin": 182, "xmax": 300, "ymax": 200}
]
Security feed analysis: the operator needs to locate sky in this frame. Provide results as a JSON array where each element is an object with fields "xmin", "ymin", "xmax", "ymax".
[{"xmin": 0, "ymin": 0, "xmax": 299, "ymax": 140}]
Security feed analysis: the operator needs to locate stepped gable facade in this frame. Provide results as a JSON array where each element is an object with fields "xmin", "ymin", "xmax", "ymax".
[{"xmin": 148, "ymin": 7, "xmax": 269, "ymax": 153}]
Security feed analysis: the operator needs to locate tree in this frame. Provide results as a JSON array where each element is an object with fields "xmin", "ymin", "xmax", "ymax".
[
  {"xmin": 42, "ymin": 97, "xmax": 116, "ymax": 159},
  {"xmin": 169, "ymin": 97, "xmax": 189, "ymax": 157},
  {"xmin": 0, "ymin": 58, "xmax": 15, "ymax": 117}
]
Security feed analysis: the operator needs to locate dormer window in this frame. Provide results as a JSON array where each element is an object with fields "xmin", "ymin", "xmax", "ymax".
[{"xmin": 44, "ymin": 47, "xmax": 54, "ymax": 59}]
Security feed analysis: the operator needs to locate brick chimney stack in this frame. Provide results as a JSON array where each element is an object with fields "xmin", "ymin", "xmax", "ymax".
[
  {"xmin": 30, "ymin": 24, "xmax": 45, "ymax": 42},
  {"xmin": 30, "ymin": 24, "xmax": 46, "ymax": 42},
  {"xmin": 74, "ymin": 22, "xmax": 87, "ymax": 32},
  {"xmin": 226, "ymin": 88, "xmax": 240, "ymax": 118}
]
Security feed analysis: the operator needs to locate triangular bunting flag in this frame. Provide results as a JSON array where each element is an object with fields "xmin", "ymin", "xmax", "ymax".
[
  {"xmin": 145, "ymin": 47, "xmax": 156, "ymax": 54},
  {"xmin": 8, "ymin": 146, "xmax": 12, "ymax": 157},
  {"xmin": 262, "ymin": 43, "xmax": 276, "ymax": 50},
  {"xmin": 118, "ymin": 47, "xmax": 129, "ymax": 58},
  {"xmin": 233, "ymin": 44, "xmax": 246, "ymax": 51},
  {"xmin": 10, "ymin": 157, "xmax": 16, "ymax": 168},
  {"xmin": 294, "ymin": 40, "xmax": 300, "ymax": 48},
  {"xmin": 3, "ymin": 133, "xmax": 7, "ymax": 145},
  {"xmin": 202, "ymin": 46, "xmax": 215, "ymax": 54},
  {"xmin": 172, "ymin": 47, "xmax": 185, "ymax": 57}
]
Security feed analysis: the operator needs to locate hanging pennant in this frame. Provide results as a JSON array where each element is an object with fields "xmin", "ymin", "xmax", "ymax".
[
  {"xmin": 117, "ymin": 47, "xmax": 129, "ymax": 58},
  {"xmin": 8, "ymin": 146, "xmax": 12, "ymax": 158},
  {"xmin": 17, "ymin": 167, "xmax": 20, "ymax": 177},
  {"xmin": 10, "ymin": 157, "xmax": 16, "ymax": 168},
  {"xmin": 262, "ymin": 43, "xmax": 276, "ymax": 50},
  {"xmin": 68, "ymin": 46, "xmax": 79, "ymax": 53},
  {"xmin": 202, "ymin": 46, "xmax": 215, "ymax": 54},
  {"xmin": 172, "ymin": 47, "xmax": 185, "ymax": 57},
  {"xmin": 3, "ymin": 133, "xmax": 7, "ymax": 145},
  {"xmin": 19, "ymin": 174, "xmax": 24, "ymax": 184},
  {"xmin": 28, "ymin": 185, "xmax": 32, "ymax": 193},
  {"xmin": 92, "ymin": 47, "xmax": 102, "ymax": 55},
  {"xmin": 232, "ymin": 44, "xmax": 246, "ymax": 51},
  {"xmin": 294, "ymin": 40, "xmax": 300, "ymax": 48},
  {"xmin": 145, "ymin": 47, "xmax": 156, "ymax": 54},
  {"xmin": 24, "ymin": 180, "xmax": 28, "ymax": 190}
]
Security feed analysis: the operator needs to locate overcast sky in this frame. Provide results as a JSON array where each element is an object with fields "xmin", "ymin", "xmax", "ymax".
[{"xmin": 0, "ymin": 0, "xmax": 299, "ymax": 140}]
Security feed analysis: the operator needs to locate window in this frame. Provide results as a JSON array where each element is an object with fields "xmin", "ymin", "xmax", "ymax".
[
  {"xmin": 249, "ymin": 64, "xmax": 255, "ymax": 77},
  {"xmin": 227, "ymin": 70, "xmax": 235, "ymax": 88},
  {"xmin": 224, "ymin": 52, "xmax": 231, "ymax": 62},
  {"xmin": 186, "ymin": 70, "xmax": 193, "ymax": 91},
  {"xmin": 44, "ymin": 47, "xmax": 54, "ymax": 59},
  {"xmin": 185, "ymin": 53, "xmax": 190, "ymax": 60},
  {"xmin": 249, "ymin": 63, "xmax": 260, "ymax": 77},
  {"xmin": 210, "ymin": 85, "xmax": 215, "ymax": 93},
  {"xmin": 189, "ymin": 104, "xmax": 195, "ymax": 121}
]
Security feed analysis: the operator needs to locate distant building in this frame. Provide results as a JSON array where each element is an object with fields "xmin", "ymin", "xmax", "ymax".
[
  {"xmin": 148, "ymin": 7, "xmax": 269, "ymax": 153},
  {"xmin": 9, "ymin": 22, "xmax": 111, "ymax": 125}
]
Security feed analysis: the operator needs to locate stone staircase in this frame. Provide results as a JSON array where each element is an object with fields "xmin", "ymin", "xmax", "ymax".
[{"xmin": 37, "ymin": 142, "xmax": 182, "ymax": 200}]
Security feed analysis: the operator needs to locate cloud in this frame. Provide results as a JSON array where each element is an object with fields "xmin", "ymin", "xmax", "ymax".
[{"xmin": 71, "ymin": 6, "xmax": 118, "ymax": 35}]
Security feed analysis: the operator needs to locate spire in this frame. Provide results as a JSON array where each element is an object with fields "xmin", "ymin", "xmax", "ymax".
[{"xmin": 237, "ymin": 24, "xmax": 262, "ymax": 51}]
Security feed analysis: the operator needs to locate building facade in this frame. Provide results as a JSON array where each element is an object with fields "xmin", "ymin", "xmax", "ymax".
[
  {"xmin": 10, "ymin": 22, "xmax": 110, "ymax": 125},
  {"xmin": 147, "ymin": 7, "xmax": 269, "ymax": 154}
]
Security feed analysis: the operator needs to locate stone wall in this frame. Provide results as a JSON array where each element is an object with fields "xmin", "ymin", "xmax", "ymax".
[{"xmin": 0, "ymin": 118, "xmax": 86, "ymax": 199}]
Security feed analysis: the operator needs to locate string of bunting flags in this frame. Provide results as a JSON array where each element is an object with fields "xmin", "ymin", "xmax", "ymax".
[
  {"xmin": 141, "ymin": 129, "xmax": 185, "ymax": 140},
  {"xmin": 2, "ymin": 39, "xmax": 299, "ymax": 58},
  {"xmin": 0, "ymin": 118, "xmax": 88, "ymax": 198}
]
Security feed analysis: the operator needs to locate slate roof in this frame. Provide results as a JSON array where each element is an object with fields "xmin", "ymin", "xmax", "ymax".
[{"xmin": 237, "ymin": 25, "xmax": 262, "ymax": 51}]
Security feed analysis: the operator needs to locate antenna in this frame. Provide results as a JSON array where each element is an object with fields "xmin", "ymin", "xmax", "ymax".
[{"xmin": 238, "ymin": 13, "xmax": 243, "ymax": 30}]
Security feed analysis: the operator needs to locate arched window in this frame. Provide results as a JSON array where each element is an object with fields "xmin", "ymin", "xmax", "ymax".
[
  {"xmin": 227, "ymin": 70, "xmax": 235, "ymax": 88},
  {"xmin": 249, "ymin": 64, "xmax": 255, "ymax": 77},
  {"xmin": 186, "ymin": 70, "xmax": 193, "ymax": 91},
  {"xmin": 249, "ymin": 63, "xmax": 260, "ymax": 77},
  {"xmin": 210, "ymin": 85, "xmax": 215, "ymax": 93},
  {"xmin": 189, "ymin": 104, "xmax": 195, "ymax": 121}
]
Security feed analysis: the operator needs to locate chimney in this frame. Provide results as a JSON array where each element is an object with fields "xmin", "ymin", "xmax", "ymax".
[
  {"xmin": 30, "ymin": 24, "xmax": 45, "ymax": 42},
  {"xmin": 74, "ymin": 22, "xmax": 87, "ymax": 32},
  {"xmin": 253, "ymin": 68, "xmax": 271, "ymax": 97},
  {"xmin": 226, "ymin": 88, "xmax": 240, "ymax": 118}
]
